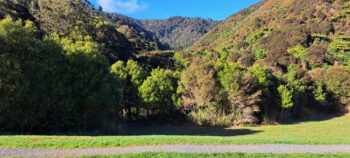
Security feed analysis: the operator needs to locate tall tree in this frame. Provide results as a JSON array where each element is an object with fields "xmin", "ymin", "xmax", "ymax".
[{"xmin": 139, "ymin": 69, "xmax": 179, "ymax": 116}]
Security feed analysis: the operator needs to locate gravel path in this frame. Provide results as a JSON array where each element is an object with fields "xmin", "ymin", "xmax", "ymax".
[{"xmin": 1, "ymin": 144, "xmax": 350, "ymax": 157}]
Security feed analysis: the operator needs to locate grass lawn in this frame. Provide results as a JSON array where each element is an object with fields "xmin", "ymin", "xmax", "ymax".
[
  {"xmin": 75, "ymin": 153, "xmax": 350, "ymax": 158},
  {"xmin": 0, "ymin": 115, "xmax": 349, "ymax": 149}
]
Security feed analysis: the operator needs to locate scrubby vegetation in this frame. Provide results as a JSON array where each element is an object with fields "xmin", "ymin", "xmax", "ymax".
[
  {"xmin": 0, "ymin": 0, "xmax": 349, "ymax": 134},
  {"xmin": 189, "ymin": 0, "xmax": 350, "ymax": 125}
]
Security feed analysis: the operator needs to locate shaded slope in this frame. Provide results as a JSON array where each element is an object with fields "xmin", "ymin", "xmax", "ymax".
[
  {"xmin": 0, "ymin": 0, "xmax": 160, "ymax": 61},
  {"xmin": 102, "ymin": 13, "xmax": 161, "ymax": 53},
  {"xmin": 140, "ymin": 17, "xmax": 219, "ymax": 50}
]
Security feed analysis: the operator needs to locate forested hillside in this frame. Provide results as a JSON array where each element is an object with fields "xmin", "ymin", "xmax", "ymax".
[
  {"xmin": 0, "ymin": 0, "xmax": 349, "ymax": 133},
  {"xmin": 139, "ymin": 17, "xmax": 218, "ymax": 50},
  {"xmin": 186, "ymin": 0, "xmax": 350, "ymax": 125},
  {"xmin": 0, "ymin": 0, "xmax": 160, "ymax": 62}
]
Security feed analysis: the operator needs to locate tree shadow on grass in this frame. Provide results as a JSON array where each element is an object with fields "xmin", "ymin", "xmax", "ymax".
[
  {"xmin": 278, "ymin": 112, "xmax": 343, "ymax": 125},
  {"xmin": 115, "ymin": 124, "xmax": 261, "ymax": 137},
  {"xmin": 0, "ymin": 123, "xmax": 261, "ymax": 137}
]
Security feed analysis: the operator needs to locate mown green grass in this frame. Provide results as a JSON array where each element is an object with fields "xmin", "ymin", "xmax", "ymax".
[
  {"xmin": 76, "ymin": 153, "xmax": 350, "ymax": 158},
  {"xmin": 0, "ymin": 115, "xmax": 349, "ymax": 149}
]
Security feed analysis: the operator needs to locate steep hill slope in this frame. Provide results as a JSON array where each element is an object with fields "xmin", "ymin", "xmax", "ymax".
[
  {"xmin": 140, "ymin": 17, "xmax": 218, "ymax": 50},
  {"xmin": 0, "ymin": 0, "xmax": 160, "ymax": 61},
  {"xmin": 102, "ymin": 13, "xmax": 161, "ymax": 53},
  {"xmin": 182, "ymin": 0, "xmax": 350, "ymax": 125},
  {"xmin": 0, "ymin": 0, "xmax": 220, "ymax": 59},
  {"xmin": 193, "ymin": 0, "xmax": 350, "ymax": 68},
  {"xmin": 0, "ymin": 0, "xmax": 36, "ymax": 21}
]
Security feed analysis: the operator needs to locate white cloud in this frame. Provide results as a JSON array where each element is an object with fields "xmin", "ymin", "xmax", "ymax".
[{"xmin": 96, "ymin": 0, "xmax": 147, "ymax": 13}]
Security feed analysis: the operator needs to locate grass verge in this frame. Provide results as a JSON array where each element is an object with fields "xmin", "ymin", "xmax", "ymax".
[{"xmin": 0, "ymin": 115, "xmax": 349, "ymax": 149}]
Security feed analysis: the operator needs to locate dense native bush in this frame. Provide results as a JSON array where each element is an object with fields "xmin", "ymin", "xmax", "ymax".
[
  {"xmin": 110, "ymin": 59, "xmax": 181, "ymax": 122},
  {"xmin": 175, "ymin": 47, "xmax": 350, "ymax": 126},
  {"xmin": 248, "ymin": 65, "xmax": 280, "ymax": 122},
  {"xmin": 276, "ymin": 64, "xmax": 316, "ymax": 117},
  {"xmin": 305, "ymin": 44, "xmax": 328, "ymax": 68},
  {"xmin": 179, "ymin": 57, "xmax": 229, "ymax": 126},
  {"xmin": 218, "ymin": 63, "xmax": 262, "ymax": 125},
  {"xmin": 178, "ymin": 56, "xmax": 263, "ymax": 126},
  {"xmin": 328, "ymin": 37, "xmax": 350, "ymax": 65},
  {"xmin": 287, "ymin": 45, "xmax": 308, "ymax": 60},
  {"xmin": 180, "ymin": 57, "xmax": 218, "ymax": 110},
  {"xmin": 238, "ymin": 53, "xmax": 255, "ymax": 67},
  {"xmin": 311, "ymin": 66, "xmax": 350, "ymax": 109},
  {"xmin": 252, "ymin": 48, "xmax": 268, "ymax": 60},
  {"xmin": 0, "ymin": 17, "xmax": 120, "ymax": 133}
]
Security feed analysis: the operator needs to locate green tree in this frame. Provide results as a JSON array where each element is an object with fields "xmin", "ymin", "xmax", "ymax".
[
  {"xmin": 111, "ymin": 61, "xmax": 128, "ymax": 82},
  {"xmin": 139, "ymin": 69, "xmax": 179, "ymax": 116},
  {"xmin": 218, "ymin": 63, "xmax": 262, "ymax": 125},
  {"xmin": 0, "ymin": 17, "xmax": 120, "ymax": 132},
  {"xmin": 111, "ymin": 60, "xmax": 147, "ymax": 120},
  {"xmin": 278, "ymin": 85, "xmax": 294, "ymax": 109},
  {"xmin": 126, "ymin": 60, "xmax": 147, "ymax": 87},
  {"xmin": 285, "ymin": 64, "xmax": 311, "ymax": 109},
  {"xmin": 179, "ymin": 57, "xmax": 224, "ymax": 125},
  {"xmin": 180, "ymin": 57, "xmax": 217, "ymax": 109},
  {"xmin": 249, "ymin": 64, "xmax": 279, "ymax": 122},
  {"xmin": 313, "ymin": 81, "xmax": 327, "ymax": 105},
  {"xmin": 0, "ymin": 17, "xmax": 35, "ymax": 130},
  {"xmin": 53, "ymin": 33, "xmax": 120, "ymax": 131}
]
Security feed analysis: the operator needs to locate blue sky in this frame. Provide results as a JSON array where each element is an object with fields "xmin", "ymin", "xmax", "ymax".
[{"xmin": 90, "ymin": 0, "xmax": 261, "ymax": 20}]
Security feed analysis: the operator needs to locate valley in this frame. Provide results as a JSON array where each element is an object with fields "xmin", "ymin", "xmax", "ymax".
[{"xmin": 0, "ymin": 0, "xmax": 349, "ymax": 157}]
